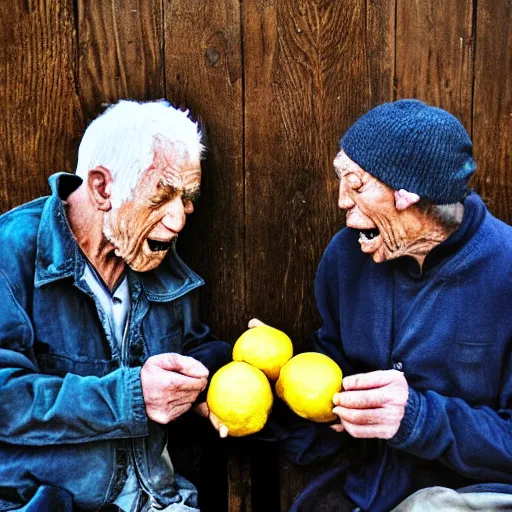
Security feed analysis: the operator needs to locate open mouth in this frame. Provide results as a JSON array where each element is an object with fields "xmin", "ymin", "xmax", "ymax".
[
  {"xmin": 358, "ymin": 228, "xmax": 380, "ymax": 242},
  {"xmin": 147, "ymin": 239, "xmax": 173, "ymax": 252}
]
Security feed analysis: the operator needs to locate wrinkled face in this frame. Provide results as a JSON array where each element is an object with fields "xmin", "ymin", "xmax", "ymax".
[
  {"xmin": 334, "ymin": 150, "xmax": 406, "ymax": 263},
  {"xmin": 104, "ymin": 145, "xmax": 201, "ymax": 272}
]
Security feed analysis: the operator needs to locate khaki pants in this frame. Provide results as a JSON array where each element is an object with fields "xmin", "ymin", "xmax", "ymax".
[{"xmin": 391, "ymin": 487, "xmax": 512, "ymax": 511}]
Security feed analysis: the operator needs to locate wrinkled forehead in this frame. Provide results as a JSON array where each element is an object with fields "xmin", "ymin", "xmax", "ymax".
[
  {"xmin": 333, "ymin": 150, "xmax": 365, "ymax": 178},
  {"xmin": 153, "ymin": 138, "xmax": 200, "ymax": 166},
  {"xmin": 150, "ymin": 144, "xmax": 201, "ymax": 190}
]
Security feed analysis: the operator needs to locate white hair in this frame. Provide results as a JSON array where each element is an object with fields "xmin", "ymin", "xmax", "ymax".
[
  {"xmin": 76, "ymin": 100, "xmax": 204, "ymax": 209},
  {"xmin": 417, "ymin": 200, "xmax": 464, "ymax": 227}
]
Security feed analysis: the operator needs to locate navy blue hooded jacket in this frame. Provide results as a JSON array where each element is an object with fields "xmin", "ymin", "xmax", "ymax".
[{"xmin": 283, "ymin": 192, "xmax": 512, "ymax": 512}]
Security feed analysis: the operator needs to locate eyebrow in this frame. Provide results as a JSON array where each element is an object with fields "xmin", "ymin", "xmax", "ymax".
[{"xmin": 182, "ymin": 186, "xmax": 200, "ymax": 195}]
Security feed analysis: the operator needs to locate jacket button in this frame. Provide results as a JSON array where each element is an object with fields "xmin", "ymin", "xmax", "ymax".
[{"xmin": 393, "ymin": 361, "xmax": 403, "ymax": 371}]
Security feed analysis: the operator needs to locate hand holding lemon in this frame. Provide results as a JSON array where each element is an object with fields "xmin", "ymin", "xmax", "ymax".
[
  {"xmin": 206, "ymin": 321, "xmax": 292, "ymax": 436},
  {"xmin": 206, "ymin": 361, "xmax": 273, "ymax": 437},
  {"xmin": 206, "ymin": 318, "xmax": 343, "ymax": 437},
  {"xmin": 276, "ymin": 352, "xmax": 343, "ymax": 422}
]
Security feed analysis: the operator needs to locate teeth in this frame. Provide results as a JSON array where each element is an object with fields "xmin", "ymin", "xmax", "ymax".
[
  {"xmin": 359, "ymin": 230, "xmax": 378, "ymax": 242},
  {"xmin": 147, "ymin": 239, "xmax": 172, "ymax": 252}
]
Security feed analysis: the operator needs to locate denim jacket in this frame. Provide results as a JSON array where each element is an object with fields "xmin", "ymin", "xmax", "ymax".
[{"xmin": 0, "ymin": 173, "xmax": 231, "ymax": 510}]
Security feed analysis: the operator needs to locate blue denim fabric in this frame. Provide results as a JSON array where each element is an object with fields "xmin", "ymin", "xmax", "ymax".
[{"xmin": 0, "ymin": 173, "xmax": 231, "ymax": 510}]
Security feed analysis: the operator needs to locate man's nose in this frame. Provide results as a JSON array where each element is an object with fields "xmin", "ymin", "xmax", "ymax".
[
  {"xmin": 338, "ymin": 182, "xmax": 354, "ymax": 210},
  {"xmin": 161, "ymin": 197, "xmax": 187, "ymax": 233}
]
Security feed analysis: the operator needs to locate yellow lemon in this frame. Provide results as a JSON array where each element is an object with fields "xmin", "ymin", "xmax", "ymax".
[
  {"xmin": 207, "ymin": 361, "xmax": 273, "ymax": 437},
  {"xmin": 276, "ymin": 352, "xmax": 342, "ymax": 422},
  {"xmin": 233, "ymin": 325, "xmax": 293, "ymax": 380}
]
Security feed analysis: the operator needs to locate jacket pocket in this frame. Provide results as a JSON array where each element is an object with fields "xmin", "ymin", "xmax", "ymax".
[
  {"xmin": 450, "ymin": 341, "xmax": 497, "ymax": 403},
  {"xmin": 148, "ymin": 330, "xmax": 182, "ymax": 357},
  {"xmin": 452, "ymin": 341, "xmax": 492, "ymax": 363}
]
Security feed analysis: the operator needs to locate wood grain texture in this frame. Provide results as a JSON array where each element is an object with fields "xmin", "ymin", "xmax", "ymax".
[
  {"xmin": 367, "ymin": 0, "xmax": 396, "ymax": 105},
  {"xmin": 396, "ymin": 0, "xmax": 474, "ymax": 128},
  {"xmin": 78, "ymin": 0, "xmax": 164, "ymax": 117},
  {"xmin": 472, "ymin": 0, "xmax": 512, "ymax": 222},
  {"xmin": 0, "ymin": 0, "xmax": 83, "ymax": 212},
  {"xmin": 163, "ymin": 3, "xmax": 244, "ymax": 510},
  {"xmin": 244, "ymin": 0, "xmax": 367, "ymax": 348},
  {"xmin": 1, "ymin": 1, "xmax": 512, "ymax": 511},
  {"xmin": 227, "ymin": 446, "xmax": 252, "ymax": 512},
  {"xmin": 243, "ymin": 1, "xmax": 394, "ymax": 510},
  {"xmin": 164, "ymin": 0, "xmax": 245, "ymax": 343}
]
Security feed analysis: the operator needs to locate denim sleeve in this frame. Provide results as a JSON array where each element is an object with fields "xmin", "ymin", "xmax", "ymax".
[{"xmin": 0, "ymin": 275, "xmax": 148, "ymax": 446}]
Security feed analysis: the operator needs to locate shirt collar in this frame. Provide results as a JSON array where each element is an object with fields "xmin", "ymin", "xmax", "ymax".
[
  {"xmin": 34, "ymin": 172, "xmax": 83, "ymax": 287},
  {"xmin": 34, "ymin": 172, "xmax": 204, "ymax": 300}
]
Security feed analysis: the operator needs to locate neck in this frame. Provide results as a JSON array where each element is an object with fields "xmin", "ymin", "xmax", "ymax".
[
  {"xmin": 65, "ymin": 187, "xmax": 126, "ymax": 290},
  {"xmin": 405, "ymin": 203, "xmax": 464, "ymax": 270}
]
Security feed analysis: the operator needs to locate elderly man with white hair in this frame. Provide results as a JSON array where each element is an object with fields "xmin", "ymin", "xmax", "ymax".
[{"xmin": 0, "ymin": 100, "xmax": 231, "ymax": 511}]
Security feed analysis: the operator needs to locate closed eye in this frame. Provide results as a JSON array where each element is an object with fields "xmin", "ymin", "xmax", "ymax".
[
  {"xmin": 182, "ymin": 190, "xmax": 200, "ymax": 203},
  {"xmin": 149, "ymin": 183, "xmax": 176, "ymax": 206}
]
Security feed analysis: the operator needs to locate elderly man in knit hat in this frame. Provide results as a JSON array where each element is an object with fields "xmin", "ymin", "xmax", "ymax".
[{"xmin": 254, "ymin": 100, "xmax": 512, "ymax": 511}]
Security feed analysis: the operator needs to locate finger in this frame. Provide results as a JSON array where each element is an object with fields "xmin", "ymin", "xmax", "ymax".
[
  {"xmin": 333, "ymin": 406, "xmax": 394, "ymax": 426},
  {"xmin": 162, "ymin": 372, "xmax": 208, "ymax": 393},
  {"xmin": 193, "ymin": 402, "xmax": 209, "ymax": 418},
  {"xmin": 167, "ymin": 403, "xmax": 192, "ymax": 422},
  {"xmin": 209, "ymin": 412, "xmax": 229, "ymax": 438},
  {"xmin": 340, "ymin": 420, "xmax": 396, "ymax": 440},
  {"xmin": 336, "ymin": 388, "xmax": 389, "ymax": 409},
  {"xmin": 153, "ymin": 353, "xmax": 209, "ymax": 379},
  {"xmin": 150, "ymin": 402, "xmax": 191, "ymax": 424},
  {"xmin": 330, "ymin": 423, "xmax": 345, "ymax": 432},
  {"xmin": 248, "ymin": 318, "xmax": 267, "ymax": 328},
  {"xmin": 343, "ymin": 370, "xmax": 403, "ymax": 391}
]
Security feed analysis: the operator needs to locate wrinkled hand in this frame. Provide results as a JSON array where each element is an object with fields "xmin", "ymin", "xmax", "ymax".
[
  {"xmin": 331, "ymin": 370, "xmax": 409, "ymax": 439},
  {"xmin": 248, "ymin": 318, "xmax": 268, "ymax": 328},
  {"xmin": 194, "ymin": 403, "xmax": 229, "ymax": 438},
  {"xmin": 141, "ymin": 353, "xmax": 209, "ymax": 424}
]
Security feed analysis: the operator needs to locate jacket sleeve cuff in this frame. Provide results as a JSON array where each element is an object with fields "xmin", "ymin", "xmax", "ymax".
[
  {"xmin": 387, "ymin": 387, "xmax": 424, "ymax": 448},
  {"xmin": 126, "ymin": 367, "xmax": 148, "ymax": 436}
]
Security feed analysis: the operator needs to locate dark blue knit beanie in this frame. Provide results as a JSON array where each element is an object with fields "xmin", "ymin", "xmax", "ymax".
[{"xmin": 340, "ymin": 99, "xmax": 476, "ymax": 204}]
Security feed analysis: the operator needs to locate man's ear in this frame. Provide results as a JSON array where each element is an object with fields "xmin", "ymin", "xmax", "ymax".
[
  {"xmin": 394, "ymin": 189, "xmax": 421, "ymax": 211},
  {"xmin": 88, "ymin": 167, "xmax": 113, "ymax": 211}
]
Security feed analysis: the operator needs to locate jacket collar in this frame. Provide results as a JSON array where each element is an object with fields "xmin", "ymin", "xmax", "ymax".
[{"xmin": 35, "ymin": 172, "xmax": 203, "ymax": 301}]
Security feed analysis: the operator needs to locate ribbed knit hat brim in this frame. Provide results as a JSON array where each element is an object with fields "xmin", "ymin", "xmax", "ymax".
[{"xmin": 340, "ymin": 100, "xmax": 476, "ymax": 204}]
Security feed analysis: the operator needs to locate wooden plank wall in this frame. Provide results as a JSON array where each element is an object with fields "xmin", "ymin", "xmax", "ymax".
[{"xmin": 0, "ymin": 1, "xmax": 510, "ymax": 511}]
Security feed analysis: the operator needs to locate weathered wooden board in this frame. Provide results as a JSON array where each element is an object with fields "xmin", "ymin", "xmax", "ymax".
[
  {"xmin": 472, "ymin": 0, "xmax": 512, "ymax": 223},
  {"xmin": 164, "ymin": 0, "xmax": 245, "ymax": 344},
  {"xmin": 367, "ymin": 0, "xmax": 396, "ymax": 106},
  {"xmin": 396, "ymin": 0, "xmax": 474, "ymax": 128},
  {"xmin": 0, "ymin": 0, "xmax": 83, "ymax": 212},
  {"xmin": 243, "ymin": 1, "xmax": 394, "ymax": 510},
  {"xmin": 78, "ymin": 0, "xmax": 164, "ymax": 118},
  {"xmin": 162, "ymin": 2, "xmax": 246, "ymax": 510}
]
